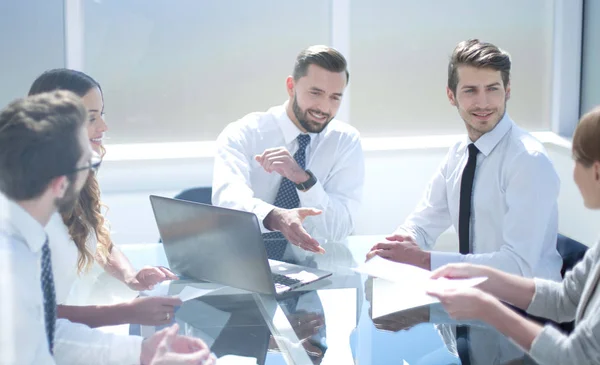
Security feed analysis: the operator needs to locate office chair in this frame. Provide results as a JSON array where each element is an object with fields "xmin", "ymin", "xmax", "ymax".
[
  {"xmin": 173, "ymin": 186, "xmax": 213, "ymax": 205},
  {"xmin": 157, "ymin": 187, "xmax": 212, "ymax": 243},
  {"xmin": 557, "ymin": 233, "xmax": 588, "ymax": 278}
]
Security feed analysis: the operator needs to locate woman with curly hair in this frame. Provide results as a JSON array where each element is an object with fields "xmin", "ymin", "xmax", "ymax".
[{"xmin": 29, "ymin": 68, "xmax": 181, "ymax": 327}]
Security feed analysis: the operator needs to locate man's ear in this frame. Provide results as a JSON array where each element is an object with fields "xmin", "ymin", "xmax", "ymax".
[
  {"xmin": 48, "ymin": 175, "xmax": 68, "ymax": 199},
  {"xmin": 286, "ymin": 76, "xmax": 295, "ymax": 99},
  {"xmin": 594, "ymin": 161, "xmax": 600, "ymax": 184},
  {"xmin": 447, "ymin": 87, "xmax": 457, "ymax": 107}
]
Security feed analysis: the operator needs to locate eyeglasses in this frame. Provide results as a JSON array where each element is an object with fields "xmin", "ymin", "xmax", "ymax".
[{"xmin": 71, "ymin": 152, "xmax": 102, "ymax": 174}]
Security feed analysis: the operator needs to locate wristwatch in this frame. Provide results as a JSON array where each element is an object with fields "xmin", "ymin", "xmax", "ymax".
[{"xmin": 295, "ymin": 169, "xmax": 317, "ymax": 191}]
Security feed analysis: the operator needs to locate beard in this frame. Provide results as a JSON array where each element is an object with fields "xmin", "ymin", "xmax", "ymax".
[
  {"xmin": 292, "ymin": 95, "xmax": 334, "ymax": 134},
  {"xmin": 55, "ymin": 179, "xmax": 79, "ymax": 214}
]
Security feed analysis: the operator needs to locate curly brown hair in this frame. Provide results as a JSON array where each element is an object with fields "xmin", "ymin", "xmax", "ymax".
[
  {"xmin": 61, "ymin": 146, "xmax": 113, "ymax": 273},
  {"xmin": 29, "ymin": 69, "xmax": 113, "ymax": 273}
]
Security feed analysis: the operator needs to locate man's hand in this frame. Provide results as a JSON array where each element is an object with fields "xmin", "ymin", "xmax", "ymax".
[
  {"xmin": 366, "ymin": 234, "xmax": 430, "ymax": 270},
  {"xmin": 141, "ymin": 324, "xmax": 216, "ymax": 365},
  {"xmin": 125, "ymin": 266, "xmax": 179, "ymax": 291},
  {"xmin": 255, "ymin": 147, "xmax": 310, "ymax": 184},
  {"xmin": 269, "ymin": 311, "xmax": 326, "ymax": 363},
  {"xmin": 264, "ymin": 207, "xmax": 325, "ymax": 254},
  {"xmin": 288, "ymin": 310, "xmax": 325, "ymax": 342}
]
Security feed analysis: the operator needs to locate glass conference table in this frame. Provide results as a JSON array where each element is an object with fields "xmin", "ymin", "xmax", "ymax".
[{"xmin": 86, "ymin": 236, "xmax": 538, "ymax": 365}]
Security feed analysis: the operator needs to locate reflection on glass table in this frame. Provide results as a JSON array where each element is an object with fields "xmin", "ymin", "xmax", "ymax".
[{"xmin": 82, "ymin": 236, "xmax": 539, "ymax": 364}]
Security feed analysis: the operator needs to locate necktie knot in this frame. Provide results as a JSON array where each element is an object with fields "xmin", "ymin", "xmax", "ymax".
[
  {"xmin": 297, "ymin": 134, "xmax": 310, "ymax": 151},
  {"xmin": 468, "ymin": 143, "xmax": 479, "ymax": 158}
]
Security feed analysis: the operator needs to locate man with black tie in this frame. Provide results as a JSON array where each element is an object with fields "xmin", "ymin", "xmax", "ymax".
[
  {"xmin": 367, "ymin": 39, "xmax": 562, "ymax": 280},
  {"xmin": 212, "ymin": 45, "xmax": 364, "ymax": 259},
  {"xmin": 366, "ymin": 39, "xmax": 563, "ymax": 365}
]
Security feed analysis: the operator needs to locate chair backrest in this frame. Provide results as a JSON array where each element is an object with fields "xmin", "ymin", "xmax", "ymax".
[
  {"xmin": 174, "ymin": 187, "xmax": 212, "ymax": 205},
  {"xmin": 157, "ymin": 187, "xmax": 212, "ymax": 243},
  {"xmin": 557, "ymin": 234, "xmax": 588, "ymax": 277}
]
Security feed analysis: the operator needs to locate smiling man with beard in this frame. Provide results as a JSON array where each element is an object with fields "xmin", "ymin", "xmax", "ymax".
[
  {"xmin": 213, "ymin": 45, "xmax": 364, "ymax": 258},
  {"xmin": 367, "ymin": 39, "xmax": 562, "ymax": 281}
]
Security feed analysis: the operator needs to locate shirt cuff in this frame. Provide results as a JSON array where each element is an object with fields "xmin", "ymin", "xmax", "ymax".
[
  {"xmin": 253, "ymin": 201, "xmax": 276, "ymax": 233},
  {"xmin": 110, "ymin": 334, "xmax": 143, "ymax": 365},
  {"xmin": 430, "ymin": 251, "xmax": 464, "ymax": 271},
  {"xmin": 529, "ymin": 325, "xmax": 564, "ymax": 365},
  {"xmin": 298, "ymin": 180, "xmax": 328, "ymax": 210},
  {"xmin": 526, "ymin": 278, "xmax": 552, "ymax": 316}
]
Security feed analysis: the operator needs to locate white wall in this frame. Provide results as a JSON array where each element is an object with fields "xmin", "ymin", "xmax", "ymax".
[{"xmin": 99, "ymin": 137, "xmax": 600, "ymax": 249}]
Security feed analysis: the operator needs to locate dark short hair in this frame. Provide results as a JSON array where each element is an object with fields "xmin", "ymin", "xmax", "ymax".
[
  {"xmin": 28, "ymin": 68, "xmax": 102, "ymax": 98},
  {"xmin": 293, "ymin": 45, "xmax": 349, "ymax": 84},
  {"xmin": 448, "ymin": 39, "xmax": 511, "ymax": 94},
  {"xmin": 0, "ymin": 91, "xmax": 87, "ymax": 200}
]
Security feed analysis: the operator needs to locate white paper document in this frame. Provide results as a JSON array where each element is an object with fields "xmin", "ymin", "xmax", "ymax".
[
  {"xmin": 140, "ymin": 281, "xmax": 223, "ymax": 302},
  {"xmin": 216, "ymin": 355, "xmax": 258, "ymax": 365},
  {"xmin": 177, "ymin": 286, "xmax": 222, "ymax": 302},
  {"xmin": 353, "ymin": 256, "xmax": 487, "ymax": 318}
]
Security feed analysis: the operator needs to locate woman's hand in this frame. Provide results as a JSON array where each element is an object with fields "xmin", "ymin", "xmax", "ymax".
[
  {"xmin": 430, "ymin": 263, "xmax": 490, "ymax": 280},
  {"xmin": 126, "ymin": 296, "xmax": 183, "ymax": 326},
  {"xmin": 426, "ymin": 286, "xmax": 498, "ymax": 321},
  {"xmin": 125, "ymin": 266, "xmax": 179, "ymax": 291}
]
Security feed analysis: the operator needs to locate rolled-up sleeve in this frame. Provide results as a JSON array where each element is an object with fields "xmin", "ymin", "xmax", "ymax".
[{"xmin": 299, "ymin": 132, "xmax": 364, "ymax": 242}]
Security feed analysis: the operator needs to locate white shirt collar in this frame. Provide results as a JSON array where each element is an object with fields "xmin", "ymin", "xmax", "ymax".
[
  {"xmin": 472, "ymin": 112, "xmax": 513, "ymax": 157},
  {"xmin": 275, "ymin": 101, "xmax": 318, "ymax": 145},
  {"xmin": 0, "ymin": 193, "xmax": 47, "ymax": 252}
]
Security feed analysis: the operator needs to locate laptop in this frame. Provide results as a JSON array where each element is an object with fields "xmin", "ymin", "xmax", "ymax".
[{"xmin": 149, "ymin": 195, "xmax": 332, "ymax": 295}]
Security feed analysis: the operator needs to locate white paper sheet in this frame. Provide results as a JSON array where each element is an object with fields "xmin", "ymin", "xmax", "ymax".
[
  {"xmin": 371, "ymin": 278, "xmax": 439, "ymax": 318},
  {"xmin": 353, "ymin": 256, "xmax": 433, "ymax": 283},
  {"xmin": 354, "ymin": 256, "xmax": 487, "ymax": 318},
  {"xmin": 216, "ymin": 355, "xmax": 258, "ymax": 365},
  {"xmin": 177, "ymin": 286, "xmax": 222, "ymax": 302},
  {"xmin": 140, "ymin": 281, "xmax": 223, "ymax": 302}
]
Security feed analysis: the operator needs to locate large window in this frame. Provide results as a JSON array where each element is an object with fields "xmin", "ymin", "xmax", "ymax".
[
  {"xmin": 82, "ymin": 0, "xmax": 331, "ymax": 144},
  {"xmin": 349, "ymin": 0, "xmax": 555, "ymax": 137},
  {"xmin": 2, "ymin": 0, "xmax": 558, "ymax": 144},
  {"xmin": 0, "ymin": 0, "xmax": 65, "ymax": 108},
  {"xmin": 581, "ymin": 0, "xmax": 600, "ymax": 116}
]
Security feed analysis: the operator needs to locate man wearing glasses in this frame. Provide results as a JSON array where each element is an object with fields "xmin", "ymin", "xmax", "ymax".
[{"xmin": 0, "ymin": 91, "xmax": 215, "ymax": 365}]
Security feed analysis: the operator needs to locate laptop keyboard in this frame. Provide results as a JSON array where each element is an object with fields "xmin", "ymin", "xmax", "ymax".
[{"xmin": 272, "ymin": 273, "xmax": 302, "ymax": 288}]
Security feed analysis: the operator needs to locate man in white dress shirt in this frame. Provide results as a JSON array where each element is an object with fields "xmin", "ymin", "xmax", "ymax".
[
  {"xmin": 0, "ymin": 91, "xmax": 215, "ymax": 365},
  {"xmin": 212, "ymin": 45, "xmax": 364, "ymax": 257},
  {"xmin": 367, "ymin": 39, "xmax": 562, "ymax": 281}
]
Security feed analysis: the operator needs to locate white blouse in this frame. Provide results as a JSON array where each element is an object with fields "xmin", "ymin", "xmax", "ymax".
[{"xmin": 46, "ymin": 213, "xmax": 101, "ymax": 305}]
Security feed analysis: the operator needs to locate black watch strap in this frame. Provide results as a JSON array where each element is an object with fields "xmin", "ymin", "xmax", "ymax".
[{"xmin": 295, "ymin": 169, "xmax": 317, "ymax": 191}]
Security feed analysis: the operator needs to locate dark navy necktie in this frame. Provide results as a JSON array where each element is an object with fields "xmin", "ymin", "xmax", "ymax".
[
  {"xmin": 456, "ymin": 143, "xmax": 479, "ymax": 365},
  {"xmin": 458, "ymin": 143, "xmax": 479, "ymax": 255},
  {"xmin": 263, "ymin": 134, "xmax": 311, "ymax": 259},
  {"xmin": 41, "ymin": 239, "xmax": 56, "ymax": 354}
]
